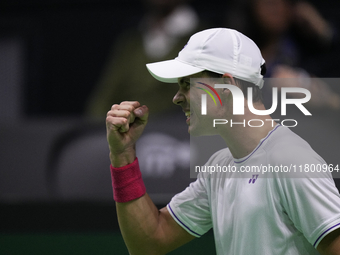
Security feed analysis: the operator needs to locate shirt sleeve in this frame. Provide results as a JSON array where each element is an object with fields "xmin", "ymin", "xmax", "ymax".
[
  {"xmin": 168, "ymin": 173, "xmax": 212, "ymax": 238},
  {"xmin": 277, "ymin": 176, "xmax": 340, "ymax": 248}
]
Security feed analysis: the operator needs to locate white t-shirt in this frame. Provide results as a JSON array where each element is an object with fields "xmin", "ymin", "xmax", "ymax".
[{"xmin": 168, "ymin": 125, "xmax": 340, "ymax": 254}]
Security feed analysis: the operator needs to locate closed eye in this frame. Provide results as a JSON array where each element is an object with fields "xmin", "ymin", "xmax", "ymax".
[{"xmin": 178, "ymin": 78, "xmax": 191, "ymax": 90}]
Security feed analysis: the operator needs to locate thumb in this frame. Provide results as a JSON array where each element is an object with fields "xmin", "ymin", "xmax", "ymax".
[{"xmin": 133, "ymin": 105, "xmax": 149, "ymax": 122}]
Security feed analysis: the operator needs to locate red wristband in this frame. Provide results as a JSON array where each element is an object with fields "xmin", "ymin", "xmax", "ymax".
[{"xmin": 110, "ymin": 157, "xmax": 146, "ymax": 203}]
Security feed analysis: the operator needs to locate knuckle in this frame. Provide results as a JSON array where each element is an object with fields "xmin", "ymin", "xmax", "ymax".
[
  {"xmin": 120, "ymin": 101, "xmax": 132, "ymax": 106},
  {"xmin": 121, "ymin": 101, "xmax": 140, "ymax": 107},
  {"xmin": 126, "ymin": 106, "xmax": 134, "ymax": 112},
  {"xmin": 111, "ymin": 104, "xmax": 119, "ymax": 110},
  {"xmin": 107, "ymin": 110, "xmax": 118, "ymax": 117},
  {"xmin": 124, "ymin": 111, "xmax": 131, "ymax": 118}
]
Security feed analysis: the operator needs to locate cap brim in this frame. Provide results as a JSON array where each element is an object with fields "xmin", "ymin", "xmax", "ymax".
[{"xmin": 146, "ymin": 59, "xmax": 204, "ymax": 83}]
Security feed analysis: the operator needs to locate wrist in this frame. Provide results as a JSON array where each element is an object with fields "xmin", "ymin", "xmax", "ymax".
[
  {"xmin": 109, "ymin": 149, "xmax": 136, "ymax": 168},
  {"xmin": 110, "ymin": 157, "xmax": 146, "ymax": 203}
]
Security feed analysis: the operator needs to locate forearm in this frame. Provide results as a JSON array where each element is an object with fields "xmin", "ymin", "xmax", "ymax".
[
  {"xmin": 106, "ymin": 104, "xmax": 193, "ymax": 254},
  {"xmin": 116, "ymin": 193, "xmax": 165, "ymax": 255},
  {"xmin": 110, "ymin": 152, "xmax": 166, "ymax": 254},
  {"xmin": 111, "ymin": 156, "xmax": 191, "ymax": 254}
]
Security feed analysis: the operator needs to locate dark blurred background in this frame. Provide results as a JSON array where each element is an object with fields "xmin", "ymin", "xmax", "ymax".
[{"xmin": 1, "ymin": 0, "xmax": 340, "ymax": 254}]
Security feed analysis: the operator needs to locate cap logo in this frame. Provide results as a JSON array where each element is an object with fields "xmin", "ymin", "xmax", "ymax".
[{"xmin": 240, "ymin": 54, "xmax": 252, "ymax": 67}]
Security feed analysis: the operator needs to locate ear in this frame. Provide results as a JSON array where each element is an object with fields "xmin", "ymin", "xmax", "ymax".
[
  {"xmin": 221, "ymin": 73, "xmax": 236, "ymax": 94},
  {"xmin": 222, "ymin": 73, "xmax": 236, "ymax": 85}
]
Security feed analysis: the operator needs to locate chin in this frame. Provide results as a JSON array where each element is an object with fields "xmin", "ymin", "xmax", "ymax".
[
  {"xmin": 188, "ymin": 129, "xmax": 201, "ymax": 137},
  {"xmin": 188, "ymin": 124, "xmax": 198, "ymax": 136}
]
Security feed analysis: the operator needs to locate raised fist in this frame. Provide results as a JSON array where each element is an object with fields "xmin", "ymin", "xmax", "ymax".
[{"xmin": 106, "ymin": 101, "xmax": 149, "ymax": 166}]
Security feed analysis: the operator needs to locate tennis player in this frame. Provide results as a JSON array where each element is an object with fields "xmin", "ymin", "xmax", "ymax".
[{"xmin": 106, "ymin": 28, "xmax": 340, "ymax": 254}]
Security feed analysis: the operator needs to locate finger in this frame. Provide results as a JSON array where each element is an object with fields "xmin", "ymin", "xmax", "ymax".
[
  {"xmin": 107, "ymin": 109, "xmax": 134, "ymax": 120},
  {"xmin": 107, "ymin": 105, "xmax": 135, "ymax": 123},
  {"xmin": 106, "ymin": 111, "xmax": 134, "ymax": 132},
  {"xmin": 111, "ymin": 103, "xmax": 135, "ymax": 112},
  {"xmin": 111, "ymin": 101, "xmax": 139, "ymax": 110},
  {"xmin": 111, "ymin": 104, "xmax": 120, "ymax": 110},
  {"xmin": 120, "ymin": 101, "xmax": 140, "ymax": 108},
  {"xmin": 133, "ymin": 105, "xmax": 149, "ymax": 122},
  {"xmin": 106, "ymin": 116, "xmax": 129, "ymax": 132},
  {"xmin": 110, "ymin": 104, "xmax": 139, "ymax": 124}
]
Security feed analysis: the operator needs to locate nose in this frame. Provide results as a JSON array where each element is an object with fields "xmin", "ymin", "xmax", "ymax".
[{"xmin": 173, "ymin": 90, "xmax": 186, "ymax": 106}]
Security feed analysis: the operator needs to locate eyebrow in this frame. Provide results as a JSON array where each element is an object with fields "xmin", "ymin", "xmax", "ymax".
[{"xmin": 178, "ymin": 77, "xmax": 190, "ymax": 86}]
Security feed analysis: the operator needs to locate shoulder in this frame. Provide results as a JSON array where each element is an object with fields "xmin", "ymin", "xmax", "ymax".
[
  {"xmin": 195, "ymin": 147, "xmax": 232, "ymax": 179},
  {"xmin": 205, "ymin": 147, "xmax": 233, "ymax": 166},
  {"xmin": 261, "ymin": 126, "xmax": 330, "ymax": 178},
  {"xmin": 266, "ymin": 126, "xmax": 325, "ymax": 164}
]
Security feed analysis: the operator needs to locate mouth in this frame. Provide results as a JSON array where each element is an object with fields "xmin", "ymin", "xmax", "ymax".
[{"xmin": 184, "ymin": 111, "xmax": 191, "ymax": 124}]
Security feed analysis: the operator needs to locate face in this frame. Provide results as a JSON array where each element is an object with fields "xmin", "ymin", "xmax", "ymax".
[{"xmin": 173, "ymin": 72, "xmax": 228, "ymax": 136}]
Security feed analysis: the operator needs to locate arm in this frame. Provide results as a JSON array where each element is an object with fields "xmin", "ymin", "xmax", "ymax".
[
  {"xmin": 317, "ymin": 228, "xmax": 340, "ymax": 255},
  {"xmin": 275, "ymin": 168, "xmax": 340, "ymax": 255},
  {"xmin": 117, "ymin": 194, "xmax": 195, "ymax": 255},
  {"xmin": 106, "ymin": 101, "xmax": 195, "ymax": 255}
]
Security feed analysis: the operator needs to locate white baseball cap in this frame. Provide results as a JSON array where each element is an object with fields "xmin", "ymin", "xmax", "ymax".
[{"xmin": 146, "ymin": 28, "xmax": 266, "ymax": 88}]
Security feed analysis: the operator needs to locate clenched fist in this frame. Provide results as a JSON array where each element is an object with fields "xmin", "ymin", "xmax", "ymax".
[{"xmin": 106, "ymin": 101, "xmax": 149, "ymax": 167}]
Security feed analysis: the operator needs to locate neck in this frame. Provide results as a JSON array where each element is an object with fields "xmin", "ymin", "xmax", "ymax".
[{"xmin": 218, "ymin": 107, "xmax": 277, "ymax": 159}]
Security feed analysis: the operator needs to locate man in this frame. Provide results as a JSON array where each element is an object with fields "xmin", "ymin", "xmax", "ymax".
[{"xmin": 106, "ymin": 28, "xmax": 340, "ymax": 254}]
